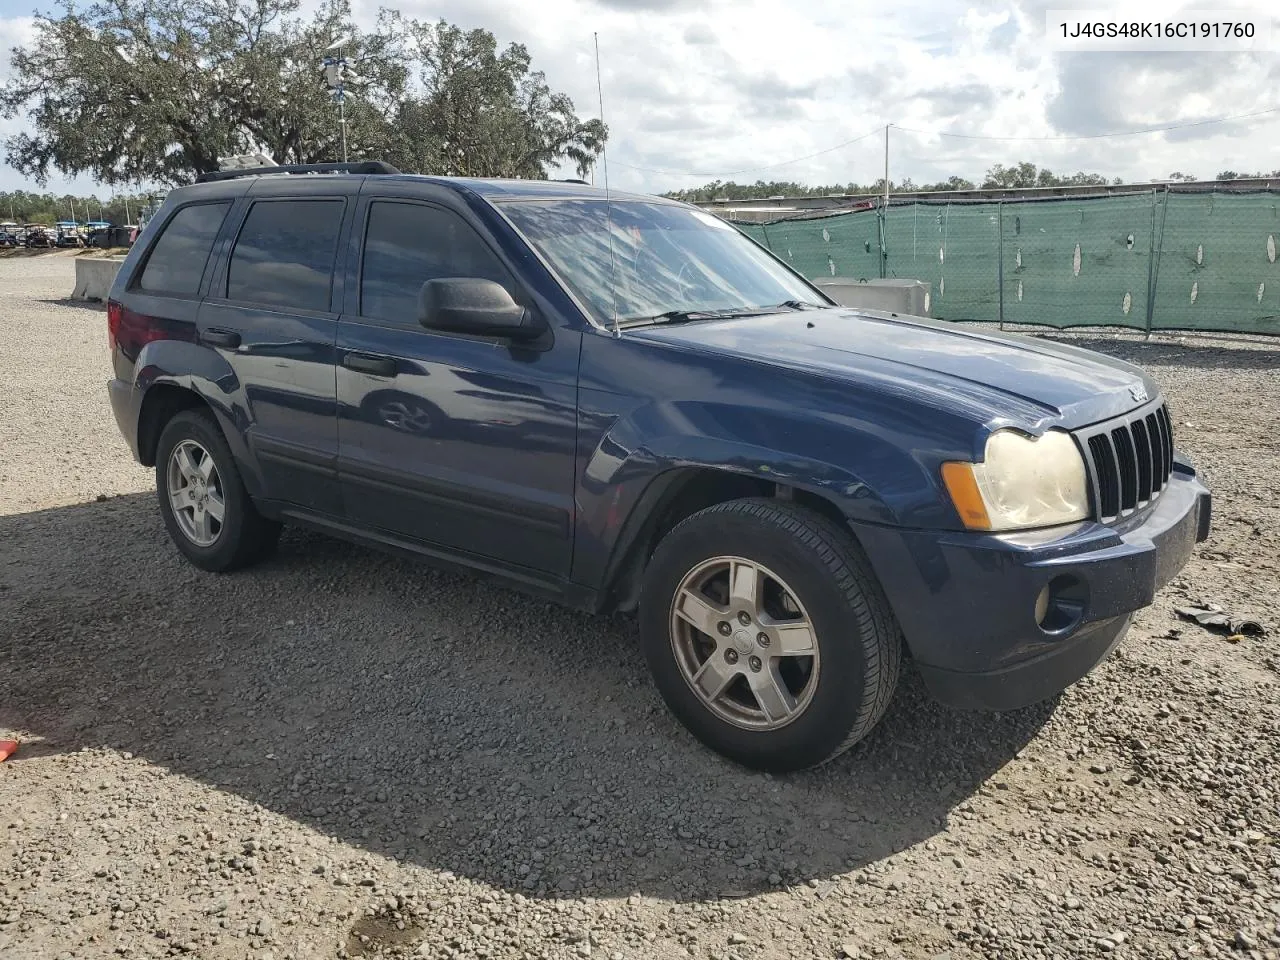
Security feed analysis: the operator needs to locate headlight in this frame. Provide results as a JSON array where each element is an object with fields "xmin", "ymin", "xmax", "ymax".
[{"xmin": 941, "ymin": 429, "xmax": 1089, "ymax": 531}]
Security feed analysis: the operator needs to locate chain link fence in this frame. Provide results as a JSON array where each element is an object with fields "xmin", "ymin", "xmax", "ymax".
[{"xmin": 734, "ymin": 186, "xmax": 1280, "ymax": 335}]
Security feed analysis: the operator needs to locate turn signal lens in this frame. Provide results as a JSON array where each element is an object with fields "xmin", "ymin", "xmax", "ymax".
[{"xmin": 941, "ymin": 462, "xmax": 992, "ymax": 531}]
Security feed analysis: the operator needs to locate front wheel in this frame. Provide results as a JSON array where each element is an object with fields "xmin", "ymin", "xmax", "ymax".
[{"xmin": 639, "ymin": 499, "xmax": 902, "ymax": 772}]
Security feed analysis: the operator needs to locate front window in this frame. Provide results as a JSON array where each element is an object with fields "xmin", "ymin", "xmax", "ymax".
[
  {"xmin": 360, "ymin": 201, "xmax": 514, "ymax": 325},
  {"xmin": 500, "ymin": 199, "xmax": 828, "ymax": 327}
]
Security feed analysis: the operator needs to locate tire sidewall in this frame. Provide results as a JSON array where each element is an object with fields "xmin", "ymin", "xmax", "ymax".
[
  {"xmin": 640, "ymin": 506, "xmax": 880, "ymax": 771},
  {"xmin": 155, "ymin": 411, "xmax": 253, "ymax": 572}
]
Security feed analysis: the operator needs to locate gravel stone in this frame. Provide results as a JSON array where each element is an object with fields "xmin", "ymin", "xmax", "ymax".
[{"xmin": 2, "ymin": 260, "xmax": 1280, "ymax": 960}]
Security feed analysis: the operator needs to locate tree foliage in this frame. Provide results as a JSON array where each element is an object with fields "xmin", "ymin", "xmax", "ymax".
[
  {"xmin": 663, "ymin": 165, "xmax": 1280, "ymax": 203},
  {"xmin": 662, "ymin": 175, "xmax": 977, "ymax": 203},
  {"xmin": 369, "ymin": 15, "xmax": 604, "ymax": 178},
  {"xmin": 0, "ymin": 0, "xmax": 605, "ymax": 186},
  {"xmin": 663, "ymin": 165, "xmax": 1130, "ymax": 202},
  {"xmin": 1216, "ymin": 169, "xmax": 1280, "ymax": 180},
  {"xmin": 0, "ymin": 189, "xmax": 155, "ymax": 224},
  {"xmin": 980, "ymin": 162, "xmax": 1117, "ymax": 189}
]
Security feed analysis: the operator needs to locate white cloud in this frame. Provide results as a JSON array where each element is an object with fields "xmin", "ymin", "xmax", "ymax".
[
  {"xmin": 0, "ymin": 13, "xmax": 108, "ymax": 195},
  {"xmin": 2, "ymin": 0, "xmax": 1279, "ymax": 196},
  {"xmin": 0, "ymin": 14, "xmax": 35, "ymax": 70}
]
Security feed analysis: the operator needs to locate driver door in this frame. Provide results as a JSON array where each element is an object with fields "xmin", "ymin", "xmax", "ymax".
[{"xmin": 334, "ymin": 196, "xmax": 580, "ymax": 577}]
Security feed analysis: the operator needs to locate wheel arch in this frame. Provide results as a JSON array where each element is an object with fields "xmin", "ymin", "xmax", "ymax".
[
  {"xmin": 600, "ymin": 466, "xmax": 868, "ymax": 614},
  {"xmin": 137, "ymin": 382, "xmax": 212, "ymax": 467},
  {"xmin": 135, "ymin": 378, "xmax": 267, "ymax": 501}
]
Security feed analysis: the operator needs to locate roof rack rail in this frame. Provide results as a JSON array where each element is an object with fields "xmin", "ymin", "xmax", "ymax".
[{"xmin": 195, "ymin": 161, "xmax": 401, "ymax": 183}]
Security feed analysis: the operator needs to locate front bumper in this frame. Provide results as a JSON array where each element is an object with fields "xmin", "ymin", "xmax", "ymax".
[{"xmin": 851, "ymin": 458, "xmax": 1210, "ymax": 711}]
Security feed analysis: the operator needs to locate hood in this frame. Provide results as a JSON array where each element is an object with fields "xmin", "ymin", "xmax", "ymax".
[{"xmin": 626, "ymin": 308, "xmax": 1158, "ymax": 431}]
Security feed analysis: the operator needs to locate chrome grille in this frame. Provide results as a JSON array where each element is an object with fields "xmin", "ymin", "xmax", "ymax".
[{"xmin": 1077, "ymin": 402, "xmax": 1174, "ymax": 521}]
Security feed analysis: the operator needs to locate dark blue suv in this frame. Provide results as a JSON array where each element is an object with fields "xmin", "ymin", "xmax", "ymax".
[{"xmin": 106, "ymin": 162, "xmax": 1211, "ymax": 771}]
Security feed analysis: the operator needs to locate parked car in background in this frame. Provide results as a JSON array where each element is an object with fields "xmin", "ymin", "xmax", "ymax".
[
  {"xmin": 55, "ymin": 221, "xmax": 85, "ymax": 247},
  {"xmin": 105, "ymin": 163, "xmax": 1212, "ymax": 772},
  {"xmin": 84, "ymin": 221, "xmax": 114, "ymax": 248},
  {"xmin": 24, "ymin": 226, "xmax": 54, "ymax": 248}
]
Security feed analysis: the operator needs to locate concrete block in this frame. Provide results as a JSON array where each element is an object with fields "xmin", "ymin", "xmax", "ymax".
[
  {"xmin": 815, "ymin": 278, "xmax": 932, "ymax": 317},
  {"xmin": 71, "ymin": 256, "xmax": 125, "ymax": 302}
]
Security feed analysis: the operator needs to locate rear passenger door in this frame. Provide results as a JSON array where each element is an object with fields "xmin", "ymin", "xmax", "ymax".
[{"xmin": 199, "ymin": 179, "xmax": 356, "ymax": 516}]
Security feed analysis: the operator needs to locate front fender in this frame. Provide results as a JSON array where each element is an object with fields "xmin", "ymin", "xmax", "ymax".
[{"xmin": 570, "ymin": 397, "xmax": 940, "ymax": 590}]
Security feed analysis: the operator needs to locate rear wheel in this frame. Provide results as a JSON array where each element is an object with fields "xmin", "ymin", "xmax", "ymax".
[
  {"xmin": 155, "ymin": 409, "xmax": 280, "ymax": 572},
  {"xmin": 639, "ymin": 498, "xmax": 901, "ymax": 771}
]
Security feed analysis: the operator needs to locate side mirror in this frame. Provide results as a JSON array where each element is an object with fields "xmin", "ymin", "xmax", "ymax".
[{"xmin": 418, "ymin": 278, "xmax": 539, "ymax": 340}]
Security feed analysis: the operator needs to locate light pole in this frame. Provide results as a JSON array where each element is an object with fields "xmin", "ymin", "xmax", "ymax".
[{"xmin": 322, "ymin": 37, "xmax": 354, "ymax": 163}]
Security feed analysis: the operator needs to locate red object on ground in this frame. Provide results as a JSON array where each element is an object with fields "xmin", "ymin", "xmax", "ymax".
[{"xmin": 0, "ymin": 740, "xmax": 18, "ymax": 762}]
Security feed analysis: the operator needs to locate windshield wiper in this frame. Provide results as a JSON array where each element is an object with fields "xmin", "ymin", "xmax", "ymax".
[
  {"xmin": 763, "ymin": 300, "xmax": 825, "ymax": 311},
  {"xmin": 619, "ymin": 308, "xmax": 756, "ymax": 328},
  {"xmin": 619, "ymin": 302, "xmax": 826, "ymax": 329}
]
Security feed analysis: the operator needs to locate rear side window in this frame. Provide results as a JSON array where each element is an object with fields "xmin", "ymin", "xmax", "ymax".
[
  {"xmin": 360, "ymin": 201, "xmax": 513, "ymax": 324},
  {"xmin": 227, "ymin": 199, "xmax": 344, "ymax": 312},
  {"xmin": 137, "ymin": 202, "xmax": 230, "ymax": 296}
]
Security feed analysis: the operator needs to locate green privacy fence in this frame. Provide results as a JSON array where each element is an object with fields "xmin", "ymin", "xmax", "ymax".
[{"xmin": 735, "ymin": 188, "xmax": 1280, "ymax": 334}]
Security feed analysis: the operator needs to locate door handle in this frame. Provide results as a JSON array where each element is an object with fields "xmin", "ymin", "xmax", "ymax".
[
  {"xmin": 343, "ymin": 353, "xmax": 397, "ymax": 377},
  {"xmin": 202, "ymin": 328, "xmax": 241, "ymax": 349}
]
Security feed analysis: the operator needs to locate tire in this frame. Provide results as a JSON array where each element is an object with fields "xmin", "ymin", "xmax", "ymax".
[
  {"xmin": 155, "ymin": 409, "xmax": 281, "ymax": 572},
  {"xmin": 639, "ymin": 498, "xmax": 901, "ymax": 772}
]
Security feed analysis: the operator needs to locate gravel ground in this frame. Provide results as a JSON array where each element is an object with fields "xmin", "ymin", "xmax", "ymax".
[{"xmin": 1, "ymin": 256, "xmax": 1278, "ymax": 960}]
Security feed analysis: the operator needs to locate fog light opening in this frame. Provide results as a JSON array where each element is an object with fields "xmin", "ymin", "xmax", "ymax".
[
  {"xmin": 1034, "ymin": 585, "xmax": 1050, "ymax": 626},
  {"xmin": 1037, "ymin": 574, "xmax": 1087, "ymax": 634}
]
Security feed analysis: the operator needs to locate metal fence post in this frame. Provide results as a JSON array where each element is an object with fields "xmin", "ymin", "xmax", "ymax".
[
  {"xmin": 1152, "ymin": 189, "xmax": 1162, "ymax": 337},
  {"xmin": 997, "ymin": 201, "xmax": 1005, "ymax": 331},
  {"xmin": 878, "ymin": 198, "xmax": 888, "ymax": 279},
  {"xmin": 1145, "ymin": 185, "xmax": 1170, "ymax": 338}
]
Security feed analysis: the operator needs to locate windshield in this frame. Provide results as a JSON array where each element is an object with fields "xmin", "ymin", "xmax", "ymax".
[{"xmin": 500, "ymin": 199, "xmax": 828, "ymax": 327}]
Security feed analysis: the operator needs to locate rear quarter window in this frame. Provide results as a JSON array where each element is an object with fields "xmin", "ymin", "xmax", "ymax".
[
  {"xmin": 227, "ymin": 199, "xmax": 345, "ymax": 312},
  {"xmin": 136, "ymin": 202, "xmax": 230, "ymax": 296}
]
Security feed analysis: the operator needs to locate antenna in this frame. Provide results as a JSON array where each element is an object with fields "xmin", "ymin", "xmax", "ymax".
[{"xmin": 594, "ymin": 32, "xmax": 620, "ymax": 337}]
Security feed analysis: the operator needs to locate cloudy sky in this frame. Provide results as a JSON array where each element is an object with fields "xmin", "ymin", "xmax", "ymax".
[{"xmin": 0, "ymin": 0, "xmax": 1277, "ymax": 197}]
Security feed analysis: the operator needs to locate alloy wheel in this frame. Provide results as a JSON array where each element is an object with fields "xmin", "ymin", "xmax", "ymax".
[
  {"xmin": 165, "ymin": 439, "xmax": 225, "ymax": 547},
  {"xmin": 669, "ymin": 556, "xmax": 821, "ymax": 730}
]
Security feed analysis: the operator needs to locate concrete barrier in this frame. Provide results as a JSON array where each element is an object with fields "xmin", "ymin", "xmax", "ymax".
[
  {"xmin": 71, "ymin": 256, "xmax": 126, "ymax": 302},
  {"xmin": 815, "ymin": 278, "xmax": 932, "ymax": 317}
]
